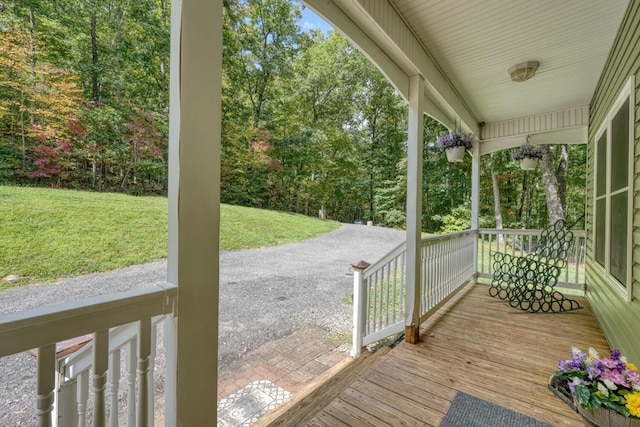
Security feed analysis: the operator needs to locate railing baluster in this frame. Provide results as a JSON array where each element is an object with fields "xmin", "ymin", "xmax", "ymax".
[
  {"xmin": 93, "ymin": 329, "xmax": 108, "ymax": 427},
  {"xmin": 148, "ymin": 323, "xmax": 157, "ymax": 425},
  {"xmin": 37, "ymin": 344, "xmax": 56, "ymax": 427},
  {"xmin": 108, "ymin": 349, "xmax": 121, "ymax": 427},
  {"xmin": 77, "ymin": 371, "xmax": 89, "ymax": 426},
  {"xmin": 126, "ymin": 339, "xmax": 137, "ymax": 427},
  {"xmin": 137, "ymin": 318, "xmax": 151, "ymax": 427}
]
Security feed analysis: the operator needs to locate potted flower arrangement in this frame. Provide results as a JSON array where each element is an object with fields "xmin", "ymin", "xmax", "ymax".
[
  {"xmin": 436, "ymin": 131, "xmax": 475, "ymax": 162},
  {"xmin": 554, "ymin": 347, "xmax": 640, "ymax": 427},
  {"xmin": 511, "ymin": 144, "xmax": 545, "ymax": 170}
]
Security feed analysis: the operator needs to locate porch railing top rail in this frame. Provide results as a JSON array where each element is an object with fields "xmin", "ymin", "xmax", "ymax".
[
  {"xmin": 0, "ymin": 283, "xmax": 177, "ymax": 358},
  {"xmin": 362, "ymin": 229, "xmax": 479, "ymax": 280},
  {"xmin": 422, "ymin": 229, "xmax": 478, "ymax": 244}
]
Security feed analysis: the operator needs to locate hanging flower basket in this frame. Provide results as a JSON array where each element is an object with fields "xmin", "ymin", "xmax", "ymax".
[
  {"xmin": 445, "ymin": 146, "xmax": 466, "ymax": 162},
  {"xmin": 436, "ymin": 131, "xmax": 475, "ymax": 163},
  {"xmin": 519, "ymin": 157, "xmax": 538, "ymax": 170},
  {"xmin": 511, "ymin": 144, "xmax": 544, "ymax": 170}
]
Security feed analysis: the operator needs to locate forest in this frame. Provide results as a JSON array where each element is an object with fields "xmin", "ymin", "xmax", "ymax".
[{"xmin": 0, "ymin": 0, "xmax": 586, "ymax": 232}]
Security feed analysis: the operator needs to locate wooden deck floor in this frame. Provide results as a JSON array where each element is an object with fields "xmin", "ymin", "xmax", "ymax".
[{"xmin": 267, "ymin": 283, "xmax": 610, "ymax": 426}]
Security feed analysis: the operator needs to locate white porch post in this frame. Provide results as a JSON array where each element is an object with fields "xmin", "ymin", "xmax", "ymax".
[
  {"xmin": 471, "ymin": 140, "xmax": 480, "ymax": 277},
  {"xmin": 404, "ymin": 75, "xmax": 425, "ymax": 344},
  {"xmin": 167, "ymin": 0, "xmax": 222, "ymax": 425}
]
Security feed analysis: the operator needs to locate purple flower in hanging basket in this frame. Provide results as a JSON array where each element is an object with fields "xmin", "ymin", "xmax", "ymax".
[
  {"xmin": 436, "ymin": 131, "xmax": 475, "ymax": 150},
  {"xmin": 511, "ymin": 144, "xmax": 545, "ymax": 160}
]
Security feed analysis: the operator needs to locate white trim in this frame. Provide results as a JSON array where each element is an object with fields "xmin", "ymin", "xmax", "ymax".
[
  {"xmin": 405, "ymin": 75, "xmax": 425, "ymax": 328},
  {"xmin": 591, "ymin": 75, "xmax": 635, "ymax": 301}
]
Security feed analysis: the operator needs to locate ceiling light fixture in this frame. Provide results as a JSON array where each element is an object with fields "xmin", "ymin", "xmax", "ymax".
[{"xmin": 508, "ymin": 61, "xmax": 539, "ymax": 82}]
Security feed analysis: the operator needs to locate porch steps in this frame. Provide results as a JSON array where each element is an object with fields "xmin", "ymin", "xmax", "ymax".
[{"xmin": 253, "ymin": 346, "xmax": 392, "ymax": 427}]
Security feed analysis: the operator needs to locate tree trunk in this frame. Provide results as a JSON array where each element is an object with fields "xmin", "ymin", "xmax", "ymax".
[
  {"xmin": 491, "ymin": 169, "xmax": 504, "ymax": 243},
  {"xmin": 159, "ymin": 0, "xmax": 168, "ymax": 92},
  {"xmin": 556, "ymin": 144, "xmax": 568, "ymax": 212},
  {"xmin": 91, "ymin": 12, "xmax": 99, "ymax": 103},
  {"xmin": 28, "ymin": 8, "xmax": 36, "ymax": 126},
  {"xmin": 517, "ymin": 172, "xmax": 528, "ymax": 220},
  {"xmin": 540, "ymin": 145, "xmax": 564, "ymax": 224}
]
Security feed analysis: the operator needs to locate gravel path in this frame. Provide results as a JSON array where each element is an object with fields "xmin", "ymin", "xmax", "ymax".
[{"xmin": 0, "ymin": 223, "xmax": 405, "ymax": 425}]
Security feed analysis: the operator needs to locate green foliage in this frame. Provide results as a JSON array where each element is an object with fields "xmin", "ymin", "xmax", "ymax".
[
  {"xmin": 0, "ymin": 0, "xmax": 587, "ymax": 234},
  {"xmin": 0, "ymin": 185, "xmax": 341, "ymax": 287}
]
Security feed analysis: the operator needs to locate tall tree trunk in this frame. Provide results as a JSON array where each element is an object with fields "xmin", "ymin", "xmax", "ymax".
[
  {"xmin": 517, "ymin": 172, "xmax": 528, "ymax": 220},
  {"xmin": 491, "ymin": 169, "xmax": 504, "ymax": 243},
  {"xmin": 540, "ymin": 145, "xmax": 564, "ymax": 224},
  {"xmin": 525, "ymin": 180, "xmax": 534, "ymax": 229},
  {"xmin": 159, "ymin": 0, "xmax": 168, "ymax": 92},
  {"xmin": 556, "ymin": 144, "xmax": 569, "ymax": 212},
  {"xmin": 28, "ymin": 8, "xmax": 36, "ymax": 126},
  {"xmin": 91, "ymin": 12, "xmax": 99, "ymax": 103}
]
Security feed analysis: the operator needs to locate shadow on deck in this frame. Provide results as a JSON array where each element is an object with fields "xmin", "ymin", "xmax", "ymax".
[{"xmin": 255, "ymin": 283, "xmax": 607, "ymax": 426}]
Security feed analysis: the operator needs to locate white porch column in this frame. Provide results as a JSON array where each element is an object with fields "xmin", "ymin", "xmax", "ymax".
[
  {"xmin": 167, "ymin": 0, "xmax": 221, "ymax": 425},
  {"xmin": 404, "ymin": 75, "xmax": 425, "ymax": 344},
  {"xmin": 470, "ymin": 142, "xmax": 480, "ymax": 230},
  {"xmin": 470, "ymin": 140, "xmax": 480, "ymax": 278}
]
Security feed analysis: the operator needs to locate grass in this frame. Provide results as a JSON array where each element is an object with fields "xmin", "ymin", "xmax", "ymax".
[{"xmin": 0, "ymin": 186, "xmax": 340, "ymax": 287}]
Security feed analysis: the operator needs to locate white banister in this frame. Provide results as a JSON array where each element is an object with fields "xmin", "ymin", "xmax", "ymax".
[
  {"xmin": 108, "ymin": 349, "xmax": 121, "ymax": 427},
  {"xmin": 126, "ymin": 340, "xmax": 137, "ymax": 427},
  {"xmin": 137, "ymin": 318, "xmax": 151, "ymax": 427},
  {"xmin": 37, "ymin": 344, "xmax": 56, "ymax": 427},
  {"xmin": 77, "ymin": 371, "xmax": 89, "ymax": 426},
  {"xmin": 351, "ymin": 230, "xmax": 477, "ymax": 355},
  {"xmin": 93, "ymin": 329, "xmax": 109, "ymax": 427},
  {"xmin": 351, "ymin": 261, "xmax": 369, "ymax": 358},
  {"xmin": 0, "ymin": 284, "xmax": 176, "ymax": 426},
  {"xmin": 477, "ymin": 228, "xmax": 586, "ymax": 290}
]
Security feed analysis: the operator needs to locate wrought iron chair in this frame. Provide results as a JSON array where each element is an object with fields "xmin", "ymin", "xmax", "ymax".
[{"xmin": 488, "ymin": 220, "xmax": 581, "ymax": 313}]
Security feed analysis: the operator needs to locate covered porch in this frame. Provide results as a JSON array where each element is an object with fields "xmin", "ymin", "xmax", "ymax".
[
  {"xmin": 0, "ymin": 0, "xmax": 637, "ymax": 425},
  {"xmin": 256, "ymin": 283, "xmax": 608, "ymax": 426}
]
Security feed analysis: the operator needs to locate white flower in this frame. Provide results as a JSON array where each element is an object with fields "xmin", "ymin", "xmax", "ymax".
[
  {"xmin": 589, "ymin": 348, "xmax": 600, "ymax": 359},
  {"xmin": 597, "ymin": 382, "xmax": 610, "ymax": 397},
  {"xmin": 603, "ymin": 379, "xmax": 618, "ymax": 391}
]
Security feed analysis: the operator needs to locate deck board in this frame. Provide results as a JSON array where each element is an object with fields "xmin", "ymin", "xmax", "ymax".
[{"xmin": 302, "ymin": 283, "xmax": 609, "ymax": 426}]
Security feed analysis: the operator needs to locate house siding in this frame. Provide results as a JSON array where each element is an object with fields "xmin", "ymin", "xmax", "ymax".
[{"xmin": 586, "ymin": 0, "xmax": 640, "ymax": 363}]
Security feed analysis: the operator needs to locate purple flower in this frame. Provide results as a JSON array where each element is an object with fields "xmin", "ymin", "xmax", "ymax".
[
  {"xmin": 611, "ymin": 349, "xmax": 621, "ymax": 360},
  {"xmin": 436, "ymin": 132, "xmax": 475, "ymax": 150},
  {"xmin": 587, "ymin": 365, "xmax": 601, "ymax": 380},
  {"xmin": 510, "ymin": 144, "xmax": 545, "ymax": 160}
]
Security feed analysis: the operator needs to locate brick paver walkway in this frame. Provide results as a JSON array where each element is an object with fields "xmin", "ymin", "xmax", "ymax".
[{"xmin": 217, "ymin": 326, "xmax": 349, "ymax": 399}]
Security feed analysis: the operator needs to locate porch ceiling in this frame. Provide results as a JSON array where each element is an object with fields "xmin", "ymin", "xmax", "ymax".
[{"xmin": 389, "ymin": 0, "xmax": 629, "ymax": 124}]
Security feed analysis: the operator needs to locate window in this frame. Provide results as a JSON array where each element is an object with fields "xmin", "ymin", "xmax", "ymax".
[{"xmin": 592, "ymin": 76, "xmax": 634, "ymax": 300}]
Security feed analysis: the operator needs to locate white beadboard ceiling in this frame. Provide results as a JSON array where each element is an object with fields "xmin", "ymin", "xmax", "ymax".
[{"xmin": 388, "ymin": 0, "xmax": 629, "ymax": 124}]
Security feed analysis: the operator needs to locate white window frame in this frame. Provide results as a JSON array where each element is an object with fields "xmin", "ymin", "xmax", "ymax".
[{"xmin": 592, "ymin": 76, "xmax": 634, "ymax": 301}]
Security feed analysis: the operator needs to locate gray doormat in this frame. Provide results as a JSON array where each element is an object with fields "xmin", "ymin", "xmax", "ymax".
[{"xmin": 440, "ymin": 392, "xmax": 553, "ymax": 427}]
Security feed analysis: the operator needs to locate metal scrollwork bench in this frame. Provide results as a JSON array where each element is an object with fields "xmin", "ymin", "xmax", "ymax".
[{"xmin": 488, "ymin": 220, "xmax": 582, "ymax": 313}]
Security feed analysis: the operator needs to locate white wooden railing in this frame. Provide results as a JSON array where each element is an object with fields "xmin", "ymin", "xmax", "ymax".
[
  {"xmin": 419, "ymin": 230, "xmax": 476, "ymax": 317},
  {"xmin": 351, "ymin": 230, "xmax": 476, "ymax": 356},
  {"xmin": 477, "ymin": 228, "xmax": 586, "ymax": 290},
  {"xmin": 0, "ymin": 283, "xmax": 177, "ymax": 427},
  {"xmin": 350, "ymin": 227, "xmax": 586, "ymax": 356}
]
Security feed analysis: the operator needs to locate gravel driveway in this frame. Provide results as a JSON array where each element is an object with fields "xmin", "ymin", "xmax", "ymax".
[{"xmin": 0, "ymin": 223, "xmax": 405, "ymax": 424}]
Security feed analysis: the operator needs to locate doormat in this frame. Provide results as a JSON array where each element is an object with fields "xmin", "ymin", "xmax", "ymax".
[
  {"xmin": 440, "ymin": 392, "xmax": 553, "ymax": 427},
  {"xmin": 217, "ymin": 379, "xmax": 291, "ymax": 427}
]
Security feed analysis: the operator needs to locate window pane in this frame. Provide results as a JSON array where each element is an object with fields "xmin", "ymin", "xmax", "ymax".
[
  {"xmin": 610, "ymin": 192, "xmax": 627, "ymax": 287},
  {"xmin": 596, "ymin": 132, "xmax": 607, "ymax": 197},
  {"xmin": 595, "ymin": 199, "xmax": 606, "ymax": 266},
  {"xmin": 611, "ymin": 98, "xmax": 629, "ymax": 192}
]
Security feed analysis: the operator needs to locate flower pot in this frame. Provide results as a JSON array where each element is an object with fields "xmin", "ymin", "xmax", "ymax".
[
  {"xmin": 520, "ymin": 157, "xmax": 538, "ymax": 170},
  {"xmin": 445, "ymin": 146, "xmax": 466, "ymax": 162},
  {"xmin": 576, "ymin": 405, "xmax": 640, "ymax": 427}
]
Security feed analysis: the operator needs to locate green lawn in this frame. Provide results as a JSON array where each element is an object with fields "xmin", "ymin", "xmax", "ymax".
[{"xmin": 0, "ymin": 186, "xmax": 340, "ymax": 287}]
